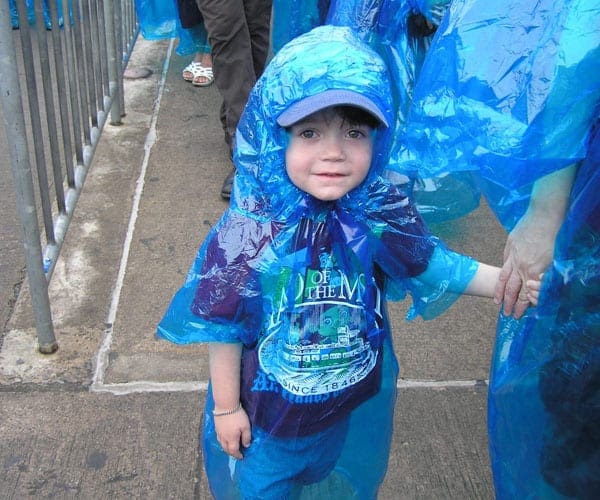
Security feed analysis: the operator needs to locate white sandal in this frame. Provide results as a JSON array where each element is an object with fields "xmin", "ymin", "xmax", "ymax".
[
  {"xmin": 192, "ymin": 66, "xmax": 214, "ymax": 87},
  {"xmin": 182, "ymin": 61, "xmax": 202, "ymax": 82}
]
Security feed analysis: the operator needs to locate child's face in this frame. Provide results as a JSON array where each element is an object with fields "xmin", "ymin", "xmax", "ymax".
[{"xmin": 285, "ymin": 110, "xmax": 374, "ymax": 201}]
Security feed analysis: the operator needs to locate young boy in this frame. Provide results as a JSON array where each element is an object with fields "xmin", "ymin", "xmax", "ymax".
[{"xmin": 158, "ymin": 26, "xmax": 539, "ymax": 499}]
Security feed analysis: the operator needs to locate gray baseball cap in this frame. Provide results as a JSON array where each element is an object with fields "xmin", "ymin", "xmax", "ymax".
[{"xmin": 277, "ymin": 89, "xmax": 389, "ymax": 127}]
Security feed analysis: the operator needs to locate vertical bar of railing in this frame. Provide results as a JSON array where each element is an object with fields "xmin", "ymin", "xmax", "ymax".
[
  {"xmin": 79, "ymin": 1, "xmax": 98, "ymax": 127},
  {"xmin": 15, "ymin": 0, "xmax": 56, "ymax": 246},
  {"xmin": 89, "ymin": 0, "xmax": 105, "ymax": 117},
  {"xmin": 104, "ymin": 0, "xmax": 123, "ymax": 124},
  {"xmin": 116, "ymin": 0, "xmax": 126, "ymax": 112},
  {"xmin": 49, "ymin": 0, "xmax": 76, "ymax": 189},
  {"xmin": 97, "ymin": 0, "xmax": 110, "ymax": 100},
  {"xmin": 33, "ymin": 0, "xmax": 68, "ymax": 217},
  {"xmin": 63, "ymin": 0, "xmax": 84, "ymax": 166},
  {"xmin": 0, "ymin": 2, "xmax": 58, "ymax": 353},
  {"xmin": 71, "ymin": 0, "xmax": 92, "ymax": 143}
]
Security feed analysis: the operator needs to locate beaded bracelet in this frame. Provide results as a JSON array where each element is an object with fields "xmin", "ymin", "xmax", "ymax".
[{"xmin": 212, "ymin": 402, "xmax": 242, "ymax": 417}]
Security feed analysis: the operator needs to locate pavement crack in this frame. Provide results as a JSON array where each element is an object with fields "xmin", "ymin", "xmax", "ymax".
[{"xmin": 1, "ymin": 265, "xmax": 26, "ymax": 348}]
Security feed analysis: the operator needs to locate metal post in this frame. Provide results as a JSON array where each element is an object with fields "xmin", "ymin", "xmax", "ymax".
[
  {"xmin": 0, "ymin": 2, "xmax": 58, "ymax": 353},
  {"xmin": 104, "ymin": 0, "xmax": 123, "ymax": 125}
]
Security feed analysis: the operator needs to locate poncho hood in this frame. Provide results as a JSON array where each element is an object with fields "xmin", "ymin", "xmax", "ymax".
[
  {"xmin": 231, "ymin": 26, "xmax": 395, "ymax": 221},
  {"xmin": 157, "ymin": 24, "xmax": 479, "ymax": 348}
]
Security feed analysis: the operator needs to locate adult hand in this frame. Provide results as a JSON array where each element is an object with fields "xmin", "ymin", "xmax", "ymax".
[
  {"xmin": 493, "ymin": 165, "xmax": 576, "ymax": 318},
  {"xmin": 494, "ymin": 211, "xmax": 555, "ymax": 318}
]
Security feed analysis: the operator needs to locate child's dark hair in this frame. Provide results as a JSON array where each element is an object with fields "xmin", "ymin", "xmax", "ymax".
[{"xmin": 336, "ymin": 105, "xmax": 381, "ymax": 129}]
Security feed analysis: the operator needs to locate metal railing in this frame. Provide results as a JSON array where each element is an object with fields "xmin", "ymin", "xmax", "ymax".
[{"xmin": 0, "ymin": 0, "xmax": 138, "ymax": 352}]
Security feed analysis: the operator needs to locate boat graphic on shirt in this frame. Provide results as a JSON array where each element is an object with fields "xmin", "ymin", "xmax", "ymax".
[{"xmin": 258, "ymin": 247, "xmax": 379, "ymax": 397}]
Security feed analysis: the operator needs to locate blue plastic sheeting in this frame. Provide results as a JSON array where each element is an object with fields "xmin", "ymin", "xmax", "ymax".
[
  {"xmin": 403, "ymin": 1, "xmax": 600, "ymax": 497},
  {"xmin": 407, "ymin": 0, "xmax": 600, "ymax": 230},
  {"xmin": 270, "ymin": 0, "xmax": 479, "ymax": 222},
  {"xmin": 271, "ymin": 0, "xmax": 330, "ymax": 53},
  {"xmin": 327, "ymin": 0, "xmax": 480, "ymax": 222},
  {"xmin": 158, "ymin": 26, "xmax": 480, "ymax": 498},
  {"xmin": 488, "ymin": 121, "xmax": 600, "ymax": 499},
  {"xmin": 9, "ymin": 0, "xmax": 65, "ymax": 29},
  {"xmin": 133, "ymin": 0, "xmax": 209, "ymax": 55},
  {"xmin": 378, "ymin": 0, "xmax": 480, "ymax": 222},
  {"xmin": 134, "ymin": 0, "xmax": 177, "ymax": 39}
]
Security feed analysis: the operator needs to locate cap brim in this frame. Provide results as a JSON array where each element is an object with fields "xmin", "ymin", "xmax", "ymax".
[{"xmin": 277, "ymin": 89, "xmax": 388, "ymax": 127}]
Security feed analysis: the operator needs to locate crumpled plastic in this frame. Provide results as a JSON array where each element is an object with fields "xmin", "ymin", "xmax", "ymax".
[
  {"xmin": 325, "ymin": 0, "xmax": 480, "ymax": 222},
  {"xmin": 270, "ymin": 0, "xmax": 478, "ymax": 222},
  {"xmin": 406, "ymin": 0, "xmax": 600, "ymax": 230},
  {"xmin": 413, "ymin": 1, "xmax": 600, "ymax": 497},
  {"xmin": 488, "ymin": 120, "xmax": 600, "ymax": 499},
  {"xmin": 133, "ymin": 0, "xmax": 209, "ymax": 56},
  {"xmin": 9, "ymin": 0, "xmax": 65, "ymax": 29},
  {"xmin": 158, "ymin": 26, "xmax": 480, "ymax": 498},
  {"xmin": 271, "ymin": 0, "xmax": 330, "ymax": 53}
]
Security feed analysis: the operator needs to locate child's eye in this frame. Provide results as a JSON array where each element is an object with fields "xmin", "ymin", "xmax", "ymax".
[
  {"xmin": 347, "ymin": 128, "xmax": 367, "ymax": 139},
  {"xmin": 300, "ymin": 129, "xmax": 317, "ymax": 139}
]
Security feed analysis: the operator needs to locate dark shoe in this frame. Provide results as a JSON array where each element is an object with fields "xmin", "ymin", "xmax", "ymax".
[{"xmin": 221, "ymin": 169, "xmax": 235, "ymax": 199}]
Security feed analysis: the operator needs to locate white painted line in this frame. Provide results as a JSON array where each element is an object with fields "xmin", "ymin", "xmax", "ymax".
[
  {"xmin": 87, "ymin": 38, "xmax": 490, "ymax": 398},
  {"xmin": 398, "ymin": 379, "xmax": 488, "ymax": 388},
  {"xmin": 91, "ymin": 378, "xmax": 487, "ymax": 395},
  {"xmin": 91, "ymin": 380, "xmax": 209, "ymax": 395},
  {"xmin": 91, "ymin": 39, "xmax": 175, "ymax": 391}
]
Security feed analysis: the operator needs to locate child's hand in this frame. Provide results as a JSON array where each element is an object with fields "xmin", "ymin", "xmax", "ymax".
[
  {"xmin": 214, "ymin": 407, "xmax": 252, "ymax": 459},
  {"xmin": 526, "ymin": 275, "xmax": 543, "ymax": 307}
]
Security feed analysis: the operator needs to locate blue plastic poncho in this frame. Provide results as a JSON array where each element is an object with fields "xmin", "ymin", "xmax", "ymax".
[
  {"xmin": 158, "ymin": 26, "xmax": 479, "ymax": 499},
  {"xmin": 377, "ymin": 0, "xmax": 481, "ymax": 222},
  {"xmin": 407, "ymin": 0, "xmax": 600, "ymax": 229},
  {"xmin": 329, "ymin": 0, "xmax": 448, "ymax": 120},
  {"xmin": 271, "ymin": 0, "xmax": 331, "ymax": 53},
  {"xmin": 325, "ymin": 0, "xmax": 480, "ymax": 222},
  {"xmin": 270, "ymin": 0, "xmax": 478, "ymax": 221},
  {"xmin": 134, "ymin": 0, "xmax": 209, "ymax": 56},
  {"xmin": 488, "ymin": 121, "xmax": 600, "ymax": 499},
  {"xmin": 406, "ymin": 1, "xmax": 600, "ymax": 497}
]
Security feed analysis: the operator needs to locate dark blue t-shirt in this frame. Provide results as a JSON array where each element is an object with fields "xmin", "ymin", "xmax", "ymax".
[{"xmin": 192, "ymin": 205, "xmax": 434, "ymax": 437}]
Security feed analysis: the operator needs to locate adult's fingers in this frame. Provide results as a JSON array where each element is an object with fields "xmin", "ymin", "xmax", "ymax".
[
  {"xmin": 494, "ymin": 259, "xmax": 512, "ymax": 305},
  {"xmin": 512, "ymin": 294, "xmax": 530, "ymax": 319},
  {"xmin": 502, "ymin": 269, "xmax": 524, "ymax": 316}
]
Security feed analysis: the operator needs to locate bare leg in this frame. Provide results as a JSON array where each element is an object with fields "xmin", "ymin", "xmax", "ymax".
[
  {"xmin": 182, "ymin": 53, "xmax": 204, "ymax": 81},
  {"xmin": 192, "ymin": 52, "xmax": 214, "ymax": 86}
]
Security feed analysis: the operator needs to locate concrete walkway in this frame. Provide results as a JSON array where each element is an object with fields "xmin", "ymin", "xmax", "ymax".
[{"xmin": 0, "ymin": 36, "xmax": 506, "ymax": 499}]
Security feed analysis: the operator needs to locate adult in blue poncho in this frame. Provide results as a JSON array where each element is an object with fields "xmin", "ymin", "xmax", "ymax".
[
  {"xmin": 405, "ymin": 0, "xmax": 600, "ymax": 496},
  {"xmin": 536, "ymin": 122, "xmax": 600, "ymax": 498},
  {"xmin": 157, "ymin": 26, "xmax": 518, "ymax": 498},
  {"xmin": 491, "ymin": 122, "xmax": 600, "ymax": 499}
]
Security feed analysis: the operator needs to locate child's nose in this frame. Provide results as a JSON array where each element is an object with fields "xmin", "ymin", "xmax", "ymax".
[{"xmin": 321, "ymin": 137, "xmax": 346, "ymax": 161}]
